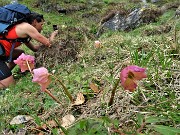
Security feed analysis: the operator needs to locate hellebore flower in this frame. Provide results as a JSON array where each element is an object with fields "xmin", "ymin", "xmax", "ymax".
[
  {"xmin": 14, "ymin": 53, "xmax": 35, "ymax": 72},
  {"xmin": 94, "ymin": 40, "xmax": 101, "ymax": 48},
  {"xmin": 120, "ymin": 65, "xmax": 147, "ymax": 92},
  {"xmin": 32, "ymin": 67, "xmax": 51, "ymax": 92}
]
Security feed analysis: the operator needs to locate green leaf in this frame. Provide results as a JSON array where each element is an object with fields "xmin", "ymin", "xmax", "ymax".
[
  {"xmin": 137, "ymin": 113, "xmax": 144, "ymax": 125},
  {"xmin": 153, "ymin": 125, "xmax": 180, "ymax": 135},
  {"xmin": 145, "ymin": 116, "xmax": 169, "ymax": 124},
  {"xmin": 74, "ymin": 76, "xmax": 81, "ymax": 83},
  {"xmin": 52, "ymin": 128, "xmax": 59, "ymax": 135},
  {"xmin": 79, "ymin": 120, "xmax": 87, "ymax": 129}
]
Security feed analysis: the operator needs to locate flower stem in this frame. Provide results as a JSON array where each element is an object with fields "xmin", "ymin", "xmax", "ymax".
[
  {"xmin": 50, "ymin": 74, "xmax": 74, "ymax": 102},
  {"xmin": 44, "ymin": 89, "xmax": 63, "ymax": 105},
  {"xmin": 26, "ymin": 60, "xmax": 33, "ymax": 76},
  {"xmin": 108, "ymin": 79, "xmax": 120, "ymax": 106}
]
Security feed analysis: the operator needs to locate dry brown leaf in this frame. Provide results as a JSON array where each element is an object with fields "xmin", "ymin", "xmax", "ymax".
[
  {"xmin": 61, "ymin": 114, "xmax": 76, "ymax": 128},
  {"xmin": 89, "ymin": 83, "xmax": 99, "ymax": 93},
  {"xmin": 38, "ymin": 132, "xmax": 44, "ymax": 135},
  {"xmin": 42, "ymin": 123, "xmax": 47, "ymax": 129},
  {"xmin": 171, "ymin": 43, "xmax": 177, "ymax": 49},
  {"xmin": 47, "ymin": 120, "xmax": 58, "ymax": 128},
  {"xmin": 36, "ymin": 124, "xmax": 47, "ymax": 131},
  {"xmin": 72, "ymin": 92, "xmax": 85, "ymax": 106}
]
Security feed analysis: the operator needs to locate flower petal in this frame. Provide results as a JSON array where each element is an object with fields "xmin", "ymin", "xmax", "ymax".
[
  {"xmin": 120, "ymin": 65, "xmax": 147, "ymax": 91},
  {"xmin": 39, "ymin": 78, "xmax": 51, "ymax": 92},
  {"xmin": 123, "ymin": 78, "xmax": 137, "ymax": 92},
  {"xmin": 32, "ymin": 67, "xmax": 51, "ymax": 91},
  {"xmin": 14, "ymin": 53, "xmax": 35, "ymax": 72},
  {"xmin": 132, "ymin": 71, "xmax": 147, "ymax": 80}
]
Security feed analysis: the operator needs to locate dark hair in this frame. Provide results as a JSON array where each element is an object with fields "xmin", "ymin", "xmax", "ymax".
[{"xmin": 26, "ymin": 12, "xmax": 44, "ymax": 24}]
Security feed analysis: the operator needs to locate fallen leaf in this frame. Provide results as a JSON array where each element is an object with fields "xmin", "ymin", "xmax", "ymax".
[
  {"xmin": 89, "ymin": 83, "xmax": 99, "ymax": 93},
  {"xmin": 36, "ymin": 124, "xmax": 48, "ymax": 131},
  {"xmin": 61, "ymin": 114, "xmax": 76, "ymax": 128},
  {"xmin": 47, "ymin": 120, "xmax": 58, "ymax": 128},
  {"xmin": 38, "ymin": 132, "xmax": 44, "ymax": 135},
  {"xmin": 10, "ymin": 115, "xmax": 33, "ymax": 125},
  {"xmin": 72, "ymin": 92, "xmax": 85, "ymax": 106}
]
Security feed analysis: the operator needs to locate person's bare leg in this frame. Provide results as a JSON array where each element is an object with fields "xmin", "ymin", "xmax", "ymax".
[
  {"xmin": 0, "ymin": 75, "xmax": 15, "ymax": 89},
  {"xmin": 8, "ymin": 49, "xmax": 24, "ymax": 70}
]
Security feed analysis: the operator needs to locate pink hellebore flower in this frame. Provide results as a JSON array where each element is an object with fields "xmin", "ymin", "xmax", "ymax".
[
  {"xmin": 14, "ymin": 53, "xmax": 35, "ymax": 72},
  {"xmin": 120, "ymin": 65, "xmax": 147, "ymax": 92},
  {"xmin": 94, "ymin": 40, "xmax": 101, "ymax": 48},
  {"xmin": 32, "ymin": 67, "xmax": 51, "ymax": 92},
  {"xmin": 95, "ymin": 40, "xmax": 100, "ymax": 45}
]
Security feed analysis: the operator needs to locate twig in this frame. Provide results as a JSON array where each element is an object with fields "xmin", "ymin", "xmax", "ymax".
[
  {"xmin": 111, "ymin": 125, "xmax": 126, "ymax": 135},
  {"xmin": 136, "ymin": 121, "xmax": 146, "ymax": 134}
]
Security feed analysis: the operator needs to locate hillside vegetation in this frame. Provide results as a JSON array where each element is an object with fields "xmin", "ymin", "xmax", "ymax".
[{"xmin": 0, "ymin": 0, "xmax": 180, "ymax": 134}]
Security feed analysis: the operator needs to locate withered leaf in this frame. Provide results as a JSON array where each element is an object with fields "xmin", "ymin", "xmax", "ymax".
[
  {"xmin": 89, "ymin": 83, "xmax": 99, "ymax": 93},
  {"xmin": 61, "ymin": 114, "xmax": 76, "ymax": 128},
  {"xmin": 72, "ymin": 92, "xmax": 85, "ymax": 106},
  {"xmin": 47, "ymin": 120, "xmax": 58, "ymax": 128}
]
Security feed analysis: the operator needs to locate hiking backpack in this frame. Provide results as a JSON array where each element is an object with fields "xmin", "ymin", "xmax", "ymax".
[{"xmin": 0, "ymin": 3, "xmax": 31, "ymax": 62}]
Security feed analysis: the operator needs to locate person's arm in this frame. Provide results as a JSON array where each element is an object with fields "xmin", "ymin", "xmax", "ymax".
[
  {"xmin": 25, "ymin": 24, "xmax": 58, "ymax": 47},
  {"xmin": 24, "ymin": 31, "xmax": 58, "ymax": 52},
  {"xmin": 24, "ymin": 42, "xmax": 41, "ymax": 52}
]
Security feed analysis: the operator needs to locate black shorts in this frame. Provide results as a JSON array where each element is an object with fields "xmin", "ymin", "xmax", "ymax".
[{"xmin": 0, "ymin": 60, "xmax": 12, "ymax": 80}]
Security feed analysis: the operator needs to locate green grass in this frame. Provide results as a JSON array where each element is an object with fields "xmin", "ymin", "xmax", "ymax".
[{"xmin": 0, "ymin": 0, "xmax": 180, "ymax": 134}]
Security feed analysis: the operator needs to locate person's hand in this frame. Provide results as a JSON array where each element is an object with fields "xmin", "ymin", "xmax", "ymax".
[
  {"xmin": 49, "ymin": 30, "xmax": 58, "ymax": 43},
  {"xmin": 51, "ymin": 30, "xmax": 58, "ymax": 37}
]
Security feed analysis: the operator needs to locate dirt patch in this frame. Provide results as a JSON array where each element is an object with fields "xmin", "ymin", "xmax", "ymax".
[
  {"xmin": 35, "ymin": 40, "xmax": 78, "ymax": 68},
  {"xmin": 140, "ymin": 8, "xmax": 162, "ymax": 23},
  {"xmin": 35, "ymin": 26, "xmax": 89, "ymax": 68}
]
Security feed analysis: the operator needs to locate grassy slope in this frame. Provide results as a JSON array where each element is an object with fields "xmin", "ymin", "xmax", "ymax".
[{"xmin": 0, "ymin": 0, "xmax": 179, "ymax": 134}]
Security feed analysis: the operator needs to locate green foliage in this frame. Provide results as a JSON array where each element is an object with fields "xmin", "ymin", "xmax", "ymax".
[
  {"xmin": 67, "ymin": 119, "xmax": 108, "ymax": 135},
  {"xmin": 134, "ymin": 114, "xmax": 180, "ymax": 135},
  {"xmin": 150, "ymin": 125, "xmax": 180, "ymax": 135},
  {"xmin": 103, "ymin": 0, "xmax": 111, "ymax": 4}
]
